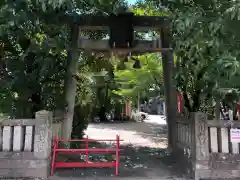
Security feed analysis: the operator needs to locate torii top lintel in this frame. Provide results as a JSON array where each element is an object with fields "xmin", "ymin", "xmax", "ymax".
[
  {"xmin": 66, "ymin": 13, "xmax": 171, "ymax": 54},
  {"xmin": 72, "ymin": 15, "xmax": 169, "ymax": 30}
]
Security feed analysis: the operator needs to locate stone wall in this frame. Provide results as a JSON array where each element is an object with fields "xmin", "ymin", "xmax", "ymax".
[{"xmin": 0, "ymin": 110, "xmax": 52, "ymax": 178}]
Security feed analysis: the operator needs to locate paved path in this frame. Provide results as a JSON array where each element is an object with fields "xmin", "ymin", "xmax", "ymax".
[
  {"xmin": 52, "ymin": 116, "xmax": 188, "ymax": 180},
  {"xmin": 85, "ymin": 116, "xmax": 168, "ymax": 148}
]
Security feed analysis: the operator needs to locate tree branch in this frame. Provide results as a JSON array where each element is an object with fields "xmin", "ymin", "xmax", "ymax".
[{"xmin": 153, "ymin": 76, "xmax": 162, "ymax": 87}]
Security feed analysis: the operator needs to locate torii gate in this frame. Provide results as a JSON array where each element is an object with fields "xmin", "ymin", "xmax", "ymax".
[{"xmin": 61, "ymin": 12, "xmax": 178, "ymax": 147}]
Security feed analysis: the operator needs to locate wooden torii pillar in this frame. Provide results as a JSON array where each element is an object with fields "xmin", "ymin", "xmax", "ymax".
[{"xmin": 64, "ymin": 13, "xmax": 177, "ymax": 147}]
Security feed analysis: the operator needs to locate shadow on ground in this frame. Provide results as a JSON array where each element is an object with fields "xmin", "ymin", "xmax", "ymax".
[
  {"xmin": 85, "ymin": 121, "xmax": 168, "ymax": 148},
  {"xmin": 53, "ymin": 120, "xmax": 240, "ymax": 180},
  {"xmin": 54, "ymin": 143, "xmax": 178, "ymax": 178},
  {"xmin": 53, "ymin": 119, "xmax": 184, "ymax": 179}
]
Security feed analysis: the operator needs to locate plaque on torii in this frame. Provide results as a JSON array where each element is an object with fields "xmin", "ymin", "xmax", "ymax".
[{"xmin": 71, "ymin": 12, "xmax": 172, "ymax": 56}]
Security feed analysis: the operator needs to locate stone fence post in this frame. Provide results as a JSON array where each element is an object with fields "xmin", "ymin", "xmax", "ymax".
[
  {"xmin": 34, "ymin": 110, "xmax": 53, "ymax": 177},
  {"xmin": 192, "ymin": 112, "xmax": 209, "ymax": 178}
]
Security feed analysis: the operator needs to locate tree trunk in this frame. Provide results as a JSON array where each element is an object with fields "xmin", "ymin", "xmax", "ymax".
[
  {"xmin": 31, "ymin": 92, "xmax": 42, "ymax": 118},
  {"xmin": 61, "ymin": 24, "xmax": 80, "ymax": 139},
  {"xmin": 99, "ymin": 106, "xmax": 107, "ymax": 122},
  {"xmin": 215, "ymin": 98, "xmax": 221, "ymax": 120}
]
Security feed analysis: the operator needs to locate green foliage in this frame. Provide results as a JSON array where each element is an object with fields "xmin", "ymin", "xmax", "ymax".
[
  {"xmin": 0, "ymin": 0, "xmax": 72, "ymax": 117},
  {"xmin": 171, "ymin": 0, "xmax": 240, "ymax": 112},
  {"xmin": 0, "ymin": 0, "xmax": 128, "ymax": 138},
  {"xmin": 3, "ymin": 0, "xmax": 240, "ymax": 137},
  {"xmin": 135, "ymin": 0, "xmax": 240, "ymax": 113},
  {"xmin": 132, "ymin": 5, "xmax": 168, "ymax": 16},
  {"xmin": 113, "ymin": 53, "xmax": 164, "ymax": 105},
  {"xmin": 75, "ymin": 55, "xmax": 121, "ymax": 119}
]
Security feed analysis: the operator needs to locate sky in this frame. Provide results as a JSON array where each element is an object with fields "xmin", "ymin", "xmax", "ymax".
[{"xmin": 127, "ymin": 0, "xmax": 137, "ymax": 5}]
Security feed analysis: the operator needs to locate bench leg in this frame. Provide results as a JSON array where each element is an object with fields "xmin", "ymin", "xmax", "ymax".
[
  {"xmin": 51, "ymin": 137, "xmax": 58, "ymax": 176},
  {"xmin": 116, "ymin": 135, "xmax": 120, "ymax": 176}
]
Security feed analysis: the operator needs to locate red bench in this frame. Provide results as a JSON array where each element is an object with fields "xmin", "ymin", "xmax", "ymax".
[{"xmin": 51, "ymin": 135, "xmax": 122, "ymax": 176}]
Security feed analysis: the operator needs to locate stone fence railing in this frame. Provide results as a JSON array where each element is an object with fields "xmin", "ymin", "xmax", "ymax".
[
  {"xmin": 0, "ymin": 110, "xmax": 54, "ymax": 178},
  {"xmin": 174, "ymin": 112, "xmax": 240, "ymax": 180}
]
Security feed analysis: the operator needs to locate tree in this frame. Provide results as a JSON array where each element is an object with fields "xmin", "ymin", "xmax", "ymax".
[
  {"xmin": 0, "ymin": 1, "xmax": 69, "ymax": 118},
  {"xmin": 113, "ymin": 53, "xmax": 164, "ymax": 106},
  {"xmin": 135, "ymin": 0, "xmax": 240, "ymax": 114},
  {"xmin": 78, "ymin": 55, "xmax": 120, "ymax": 122},
  {"xmin": 0, "ymin": 0, "xmax": 128, "ymax": 138}
]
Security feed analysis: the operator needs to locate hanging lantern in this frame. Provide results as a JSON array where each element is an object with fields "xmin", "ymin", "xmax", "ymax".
[
  {"xmin": 133, "ymin": 59, "xmax": 141, "ymax": 69},
  {"xmin": 117, "ymin": 62, "xmax": 126, "ymax": 70},
  {"xmin": 124, "ymin": 56, "xmax": 129, "ymax": 62}
]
